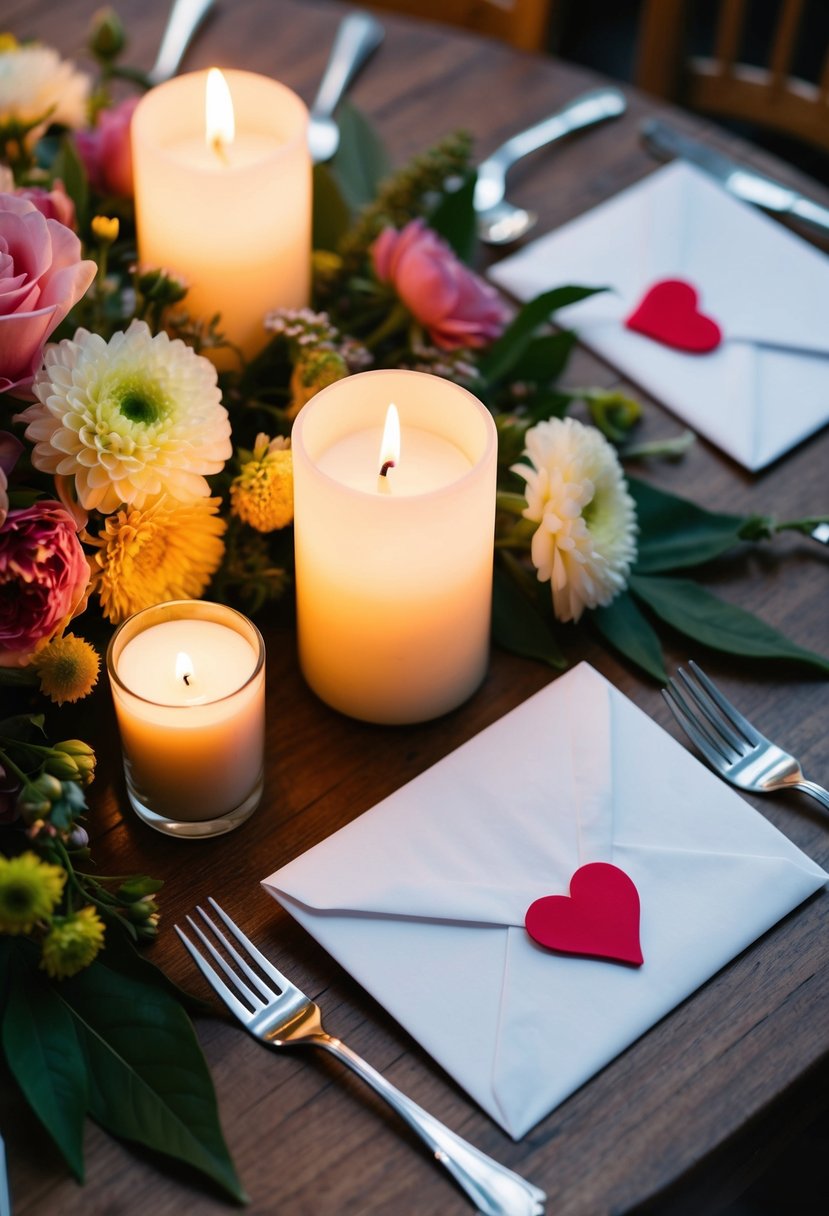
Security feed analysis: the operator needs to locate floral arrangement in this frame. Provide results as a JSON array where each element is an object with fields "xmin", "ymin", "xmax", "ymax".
[{"xmin": 1, "ymin": 11, "xmax": 827, "ymax": 1202}]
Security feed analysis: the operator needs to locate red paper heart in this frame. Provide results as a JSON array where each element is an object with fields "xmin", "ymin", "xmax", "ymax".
[
  {"xmin": 624, "ymin": 278, "xmax": 722, "ymax": 353},
  {"xmin": 525, "ymin": 862, "xmax": 643, "ymax": 966}
]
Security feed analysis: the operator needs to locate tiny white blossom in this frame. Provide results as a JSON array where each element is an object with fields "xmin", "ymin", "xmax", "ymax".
[
  {"xmin": 0, "ymin": 42, "xmax": 90, "ymax": 137},
  {"xmin": 512, "ymin": 417, "xmax": 637, "ymax": 623}
]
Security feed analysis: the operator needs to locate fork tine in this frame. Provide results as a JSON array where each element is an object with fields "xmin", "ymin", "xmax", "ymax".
[
  {"xmin": 688, "ymin": 660, "xmax": 763, "ymax": 745},
  {"xmin": 677, "ymin": 666, "xmax": 747, "ymax": 757},
  {"xmin": 175, "ymin": 922, "xmax": 257, "ymax": 1023},
  {"xmin": 663, "ymin": 684, "xmax": 735, "ymax": 770},
  {"xmin": 207, "ymin": 897, "xmax": 296, "ymax": 995},
  {"xmin": 188, "ymin": 910, "xmax": 270, "ymax": 1007}
]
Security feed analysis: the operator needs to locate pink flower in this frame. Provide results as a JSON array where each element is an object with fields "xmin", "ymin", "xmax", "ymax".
[
  {"xmin": 75, "ymin": 96, "xmax": 138, "ymax": 198},
  {"xmin": 372, "ymin": 219, "xmax": 508, "ymax": 350},
  {"xmin": 0, "ymin": 193, "xmax": 96, "ymax": 394},
  {"xmin": 0, "ymin": 501, "xmax": 90, "ymax": 667},
  {"xmin": 0, "ymin": 168, "xmax": 76, "ymax": 228}
]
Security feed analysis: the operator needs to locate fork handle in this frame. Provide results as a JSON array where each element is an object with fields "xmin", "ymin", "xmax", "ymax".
[
  {"xmin": 310, "ymin": 1034, "xmax": 545, "ymax": 1216},
  {"xmin": 792, "ymin": 780, "xmax": 829, "ymax": 810}
]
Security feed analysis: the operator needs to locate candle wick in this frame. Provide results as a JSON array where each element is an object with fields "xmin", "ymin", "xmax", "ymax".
[
  {"xmin": 183, "ymin": 673, "xmax": 191, "ymax": 686},
  {"xmin": 211, "ymin": 134, "xmax": 230, "ymax": 165},
  {"xmin": 379, "ymin": 460, "xmax": 395, "ymax": 477}
]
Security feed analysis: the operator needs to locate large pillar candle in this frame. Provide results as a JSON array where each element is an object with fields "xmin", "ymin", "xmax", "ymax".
[
  {"xmin": 292, "ymin": 370, "xmax": 498, "ymax": 725},
  {"xmin": 107, "ymin": 600, "xmax": 265, "ymax": 838},
  {"xmin": 131, "ymin": 68, "xmax": 310, "ymax": 364}
]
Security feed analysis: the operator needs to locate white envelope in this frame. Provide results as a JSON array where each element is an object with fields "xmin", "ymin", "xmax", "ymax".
[
  {"xmin": 487, "ymin": 161, "xmax": 829, "ymax": 471},
  {"xmin": 262, "ymin": 663, "xmax": 826, "ymax": 1138}
]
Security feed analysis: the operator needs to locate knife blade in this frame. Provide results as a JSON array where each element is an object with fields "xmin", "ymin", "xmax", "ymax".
[{"xmin": 641, "ymin": 118, "xmax": 829, "ymax": 238}]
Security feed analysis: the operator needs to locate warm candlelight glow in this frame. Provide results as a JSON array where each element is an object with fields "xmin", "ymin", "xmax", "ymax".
[
  {"xmin": 205, "ymin": 68, "xmax": 234, "ymax": 160},
  {"xmin": 175, "ymin": 651, "xmax": 194, "ymax": 686},
  {"xmin": 378, "ymin": 403, "xmax": 401, "ymax": 478}
]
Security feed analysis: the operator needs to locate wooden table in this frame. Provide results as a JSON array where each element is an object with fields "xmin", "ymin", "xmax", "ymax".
[{"xmin": 5, "ymin": 2, "xmax": 828, "ymax": 1214}]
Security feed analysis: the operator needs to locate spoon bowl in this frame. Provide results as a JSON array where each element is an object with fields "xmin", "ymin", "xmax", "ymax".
[{"xmin": 308, "ymin": 10, "xmax": 384, "ymax": 164}]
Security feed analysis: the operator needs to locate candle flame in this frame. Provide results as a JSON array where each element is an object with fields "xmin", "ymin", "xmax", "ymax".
[
  {"xmin": 205, "ymin": 68, "xmax": 234, "ymax": 161},
  {"xmin": 378, "ymin": 403, "xmax": 401, "ymax": 477},
  {"xmin": 175, "ymin": 651, "xmax": 194, "ymax": 686}
]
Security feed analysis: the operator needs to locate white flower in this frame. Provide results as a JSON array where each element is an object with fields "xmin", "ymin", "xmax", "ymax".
[
  {"xmin": 20, "ymin": 321, "xmax": 232, "ymax": 514},
  {"xmin": 511, "ymin": 417, "xmax": 637, "ymax": 623},
  {"xmin": 0, "ymin": 42, "xmax": 90, "ymax": 136}
]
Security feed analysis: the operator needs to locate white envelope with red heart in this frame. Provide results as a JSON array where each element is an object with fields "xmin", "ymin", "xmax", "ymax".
[
  {"xmin": 262, "ymin": 663, "xmax": 826, "ymax": 1138},
  {"xmin": 487, "ymin": 161, "xmax": 829, "ymax": 470}
]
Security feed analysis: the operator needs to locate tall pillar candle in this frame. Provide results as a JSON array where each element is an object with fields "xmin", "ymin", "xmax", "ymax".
[
  {"xmin": 107, "ymin": 600, "xmax": 265, "ymax": 838},
  {"xmin": 131, "ymin": 68, "xmax": 310, "ymax": 365},
  {"xmin": 292, "ymin": 369, "xmax": 498, "ymax": 724}
]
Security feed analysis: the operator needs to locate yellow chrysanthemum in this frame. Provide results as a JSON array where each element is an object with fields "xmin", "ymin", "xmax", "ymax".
[
  {"xmin": 230, "ymin": 435, "xmax": 293, "ymax": 532},
  {"xmin": 33, "ymin": 633, "xmax": 100, "ymax": 705},
  {"xmin": 40, "ymin": 905, "xmax": 105, "ymax": 979},
  {"xmin": 88, "ymin": 494, "xmax": 226, "ymax": 624},
  {"xmin": 0, "ymin": 852, "xmax": 65, "ymax": 935}
]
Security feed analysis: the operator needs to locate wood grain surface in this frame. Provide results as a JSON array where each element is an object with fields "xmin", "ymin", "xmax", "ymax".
[{"xmin": 3, "ymin": 2, "xmax": 828, "ymax": 1214}]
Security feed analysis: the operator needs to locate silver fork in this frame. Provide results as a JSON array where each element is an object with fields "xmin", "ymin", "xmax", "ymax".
[
  {"xmin": 663, "ymin": 661, "xmax": 829, "ymax": 810},
  {"xmin": 176, "ymin": 899, "xmax": 546, "ymax": 1216}
]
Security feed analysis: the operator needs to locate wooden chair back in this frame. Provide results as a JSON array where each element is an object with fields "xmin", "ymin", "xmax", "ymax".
[
  {"xmin": 634, "ymin": 0, "xmax": 829, "ymax": 154},
  {"xmin": 361, "ymin": 0, "xmax": 552, "ymax": 52}
]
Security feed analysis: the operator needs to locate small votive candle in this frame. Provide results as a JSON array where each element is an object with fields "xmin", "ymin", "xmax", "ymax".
[
  {"xmin": 106, "ymin": 601, "xmax": 265, "ymax": 838},
  {"xmin": 292, "ymin": 369, "xmax": 498, "ymax": 725}
]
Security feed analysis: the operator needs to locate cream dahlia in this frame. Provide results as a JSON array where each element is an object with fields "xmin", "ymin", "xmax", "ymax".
[
  {"xmin": 20, "ymin": 320, "xmax": 232, "ymax": 513},
  {"xmin": 0, "ymin": 40, "xmax": 90, "ymax": 137},
  {"xmin": 511, "ymin": 417, "xmax": 637, "ymax": 623}
]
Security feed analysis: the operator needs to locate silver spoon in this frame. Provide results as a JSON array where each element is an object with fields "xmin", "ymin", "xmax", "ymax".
[
  {"xmin": 475, "ymin": 86, "xmax": 627, "ymax": 245},
  {"xmin": 147, "ymin": 0, "xmax": 217, "ymax": 86},
  {"xmin": 307, "ymin": 10, "xmax": 384, "ymax": 164}
]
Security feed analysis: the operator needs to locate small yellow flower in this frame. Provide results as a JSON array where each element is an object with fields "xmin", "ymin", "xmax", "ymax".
[
  {"xmin": 40, "ymin": 905, "xmax": 105, "ymax": 979},
  {"xmin": 0, "ymin": 34, "xmax": 20, "ymax": 53},
  {"xmin": 33, "ymin": 633, "xmax": 100, "ymax": 705},
  {"xmin": 88, "ymin": 494, "xmax": 226, "ymax": 624},
  {"xmin": 91, "ymin": 214, "xmax": 119, "ymax": 243},
  {"xmin": 230, "ymin": 435, "xmax": 294, "ymax": 532},
  {"xmin": 0, "ymin": 852, "xmax": 65, "ymax": 935},
  {"xmin": 286, "ymin": 349, "xmax": 348, "ymax": 419}
]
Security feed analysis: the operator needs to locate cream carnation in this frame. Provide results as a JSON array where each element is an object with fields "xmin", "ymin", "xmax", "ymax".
[
  {"xmin": 0, "ymin": 41, "xmax": 90, "ymax": 137},
  {"xmin": 20, "ymin": 320, "xmax": 232, "ymax": 513},
  {"xmin": 511, "ymin": 417, "xmax": 637, "ymax": 623}
]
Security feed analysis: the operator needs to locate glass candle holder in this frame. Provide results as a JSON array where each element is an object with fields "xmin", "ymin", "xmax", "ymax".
[{"xmin": 106, "ymin": 600, "xmax": 265, "ymax": 838}]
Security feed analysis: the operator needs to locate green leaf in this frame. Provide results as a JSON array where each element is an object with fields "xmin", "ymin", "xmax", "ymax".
[
  {"xmin": 1, "ymin": 942, "xmax": 88, "ymax": 1181},
  {"xmin": 428, "ymin": 170, "xmax": 476, "ymax": 262},
  {"xmin": 479, "ymin": 285, "xmax": 606, "ymax": 385},
  {"xmin": 630, "ymin": 478, "xmax": 769, "ymax": 574},
  {"xmin": 62, "ymin": 961, "xmax": 246, "ymax": 1203},
  {"xmin": 312, "ymin": 162, "xmax": 352, "ymax": 251},
  {"xmin": 591, "ymin": 592, "xmax": 668, "ymax": 683},
  {"xmin": 0, "ymin": 713, "xmax": 45, "ymax": 739},
  {"xmin": 509, "ymin": 330, "xmax": 576, "ymax": 385},
  {"xmin": 52, "ymin": 134, "xmax": 89, "ymax": 229},
  {"xmin": 491, "ymin": 565, "xmax": 567, "ymax": 668},
  {"xmin": 630, "ymin": 574, "xmax": 829, "ymax": 675},
  {"xmin": 96, "ymin": 922, "xmax": 209, "ymax": 1014},
  {"xmin": 328, "ymin": 101, "xmax": 392, "ymax": 213}
]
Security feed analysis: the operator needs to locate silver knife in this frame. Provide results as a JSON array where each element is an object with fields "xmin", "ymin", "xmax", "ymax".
[{"xmin": 641, "ymin": 118, "xmax": 829, "ymax": 238}]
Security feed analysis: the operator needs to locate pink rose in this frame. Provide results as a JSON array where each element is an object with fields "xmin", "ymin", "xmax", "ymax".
[
  {"xmin": 0, "ymin": 168, "xmax": 76, "ymax": 228},
  {"xmin": 0, "ymin": 500, "xmax": 90, "ymax": 667},
  {"xmin": 75, "ymin": 96, "xmax": 138, "ymax": 198},
  {"xmin": 372, "ymin": 218, "xmax": 508, "ymax": 350},
  {"xmin": 0, "ymin": 193, "xmax": 96, "ymax": 394}
]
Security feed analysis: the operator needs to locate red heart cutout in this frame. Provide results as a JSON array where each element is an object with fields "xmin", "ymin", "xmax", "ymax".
[
  {"xmin": 624, "ymin": 278, "xmax": 722, "ymax": 353},
  {"xmin": 525, "ymin": 862, "xmax": 643, "ymax": 966}
]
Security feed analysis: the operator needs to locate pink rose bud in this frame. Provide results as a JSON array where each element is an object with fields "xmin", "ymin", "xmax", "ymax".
[{"xmin": 372, "ymin": 218, "xmax": 508, "ymax": 350}]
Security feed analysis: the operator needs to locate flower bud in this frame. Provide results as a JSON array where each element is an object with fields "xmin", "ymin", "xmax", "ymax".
[
  {"xmin": 126, "ymin": 896, "xmax": 159, "ymax": 924},
  {"xmin": 136, "ymin": 266, "xmax": 188, "ymax": 306},
  {"xmin": 54, "ymin": 740, "xmax": 96, "ymax": 786},
  {"xmin": 44, "ymin": 753, "xmax": 84, "ymax": 782},
  {"xmin": 89, "ymin": 7, "xmax": 126, "ymax": 60}
]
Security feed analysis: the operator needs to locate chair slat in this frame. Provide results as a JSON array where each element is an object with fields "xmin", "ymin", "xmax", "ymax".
[
  {"xmin": 713, "ymin": 0, "xmax": 748, "ymax": 75},
  {"xmin": 769, "ymin": 0, "xmax": 805, "ymax": 93}
]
